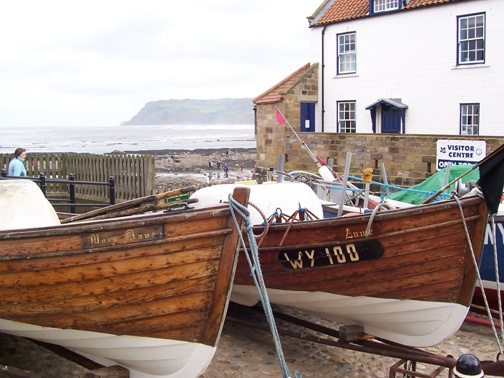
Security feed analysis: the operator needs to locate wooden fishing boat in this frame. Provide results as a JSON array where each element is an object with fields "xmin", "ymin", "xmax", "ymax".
[
  {"xmin": 192, "ymin": 182, "xmax": 487, "ymax": 346},
  {"xmin": 0, "ymin": 179, "xmax": 249, "ymax": 378},
  {"xmin": 231, "ymin": 190, "xmax": 487, "ymax": 347},
  {"xmin": 191, "ymin": 145, "xmax": 504, "ymax": 347}
]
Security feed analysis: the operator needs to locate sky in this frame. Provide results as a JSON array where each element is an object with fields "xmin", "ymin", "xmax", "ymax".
[{"xmin": 0, "ymin": 1, "xmax": 322, "ymax": 128}]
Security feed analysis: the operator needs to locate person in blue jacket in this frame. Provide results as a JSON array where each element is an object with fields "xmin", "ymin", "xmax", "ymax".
[{"xmin": 8, "ymin": 148, "xmax": 27, "ymax": 176}]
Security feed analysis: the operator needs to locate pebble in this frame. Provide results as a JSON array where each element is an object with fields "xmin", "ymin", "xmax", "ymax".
[{"xmin": 0, "ymin": 305, "xmax": 503, "ymax": 377}]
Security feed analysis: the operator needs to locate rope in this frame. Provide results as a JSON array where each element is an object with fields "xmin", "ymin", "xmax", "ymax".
[
  {"xmin": 364, "ymin": 201, "xmax": 395, "ymax": 238},
  {"xmin": 247, "ymin": 201, "xmax": 269, "ymax": 243},
  {"xmin": 490, "ymin": 215, "xmax": 504, "ymax": 348},
  {"xmin": 228, "ymin": 193, "xmax": 298, "ymax": 378},
  {"xmin": 345, "ymin": 175, "xmax": 451, "ymax": 202},
  {"xmin": 453, "ymin": 195, "xmax": 504, "ymax": 353}
]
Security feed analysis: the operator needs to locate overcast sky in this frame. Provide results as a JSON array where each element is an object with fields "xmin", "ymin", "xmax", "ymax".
[{"xmin": 0, "ymin": 1, "xmax": 322, "ymax": 128}]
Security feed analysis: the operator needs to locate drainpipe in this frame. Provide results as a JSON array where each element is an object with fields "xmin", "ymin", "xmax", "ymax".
[{"xmin": 321, "ymin": 26, "xmax": 326, "ymax": 132}]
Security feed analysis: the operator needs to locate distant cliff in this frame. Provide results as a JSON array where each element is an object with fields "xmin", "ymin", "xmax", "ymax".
[{"xmin": 122, "ymin": 98, "xmax": 254, "ymax": 125}]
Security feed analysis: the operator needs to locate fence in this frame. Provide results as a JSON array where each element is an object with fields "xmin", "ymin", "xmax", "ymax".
[{"xmin": 0, "ymin": 153, "xmax": 155, "ymax": 202}]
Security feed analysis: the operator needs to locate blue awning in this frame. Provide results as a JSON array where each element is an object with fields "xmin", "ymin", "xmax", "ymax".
[{"xmin": 366, "ymin": 98, "xmax": 408, "ymax": 110}]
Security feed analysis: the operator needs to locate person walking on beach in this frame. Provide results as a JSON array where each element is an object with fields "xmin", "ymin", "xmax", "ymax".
[
  {"xmin": 8, "ymin": 148, "xmax": 27, "ymax": 177},
  {"xmin": 208, "ymin": 160, "xmax": 213, "ymax": 170},
  {"xmin": 223, "ymin": 163, "xmax": 229, "ymax": 178}
]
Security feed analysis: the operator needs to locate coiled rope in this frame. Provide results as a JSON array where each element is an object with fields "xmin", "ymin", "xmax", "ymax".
[{"xmin": 228, "ymin": 193, "xmax": 299, "ymax": 378}]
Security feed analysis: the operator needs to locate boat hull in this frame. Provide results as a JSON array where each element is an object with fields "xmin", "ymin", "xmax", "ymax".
[
  {"xmin": 231, "ymin": 285, "xmax": 468, "ymax": 347},
  {"xmin": 233, "ymin": 194, "xmax": 488, "ymax": 347},
  {"xmin": 0, "ymin": 182, "xmax": 250, "ymax": 377},
  {"xmin": 472, "ymin": 214, "xmax": 504, "ymax": 315},
  {"xmin": 0, "ymin": 319, "xmax": 215, "ymax": 378}
]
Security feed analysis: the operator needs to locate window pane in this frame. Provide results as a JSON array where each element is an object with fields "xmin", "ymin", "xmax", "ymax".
[
  {"xmin": 458, "ymin": 14, "xmax": 485, "ymax": 64},
  {"xmin": 337, "ymin": 32, "xmax": 357, "ymax": 74},
  {"xmin": 460, "ymin": 104, "xmax": 479, "ymax": 136},
  {"xmin": 338, "ymin": 102, "xmax": 356, "ymax": 133},
  {"xmin": 374, "ymin": 0, "xmax": 399, "ymax": 12}
]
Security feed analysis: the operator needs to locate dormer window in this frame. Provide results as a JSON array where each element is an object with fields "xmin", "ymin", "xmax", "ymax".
[{"xmin": 371, "ymin": 0, "xmax": 401, "ymax": 14}]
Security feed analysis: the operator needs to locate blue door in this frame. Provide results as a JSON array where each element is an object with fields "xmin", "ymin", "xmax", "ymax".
[
  {"xmin": 300, "ymin": 103, "xmax": 315, "ymax": 132},
  {"xmin": 381, "ymin": 107, "xmax": 401, "ymax": 133}
]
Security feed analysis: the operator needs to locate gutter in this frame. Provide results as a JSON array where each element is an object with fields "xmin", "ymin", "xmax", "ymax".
[{"xmin": 321, "ymin": 26, "xmax": 326, "ymax": 132}]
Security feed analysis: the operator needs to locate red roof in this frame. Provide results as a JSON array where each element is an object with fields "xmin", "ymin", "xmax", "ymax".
[
  {"xmin": 253, "ymin": 63, "xmax": 313, "ymax": 105},
  {"xmin": 313, "ymin": 0, "xmax": 463, "ymax": 25}
]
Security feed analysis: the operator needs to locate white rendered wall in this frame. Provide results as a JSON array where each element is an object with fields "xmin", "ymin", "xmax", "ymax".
[{"xmin": 309, "ymin": 0, "xmax": 504, "ymax": 136}]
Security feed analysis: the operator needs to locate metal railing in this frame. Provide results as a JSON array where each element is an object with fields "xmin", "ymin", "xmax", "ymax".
[{"xmin": 1, "ymin": 170, "xmax": 115, "ymax": 213}]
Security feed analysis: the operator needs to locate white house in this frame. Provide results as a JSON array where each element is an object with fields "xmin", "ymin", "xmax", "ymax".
[{"xmin": 305, "ymin": 0, "xmax": 503, "ymax": 136}]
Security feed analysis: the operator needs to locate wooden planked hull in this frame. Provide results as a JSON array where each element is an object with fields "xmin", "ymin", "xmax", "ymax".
[
  {"xmin": 233, "ymin": 193, "xmax": 488, "ymax": 346},
  {"xmin": 0, "ymin": 184, "xmax": 249, "ymax": 378}
]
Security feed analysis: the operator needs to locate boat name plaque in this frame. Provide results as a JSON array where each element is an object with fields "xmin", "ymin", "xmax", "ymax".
[
  {"xmin": 84, "ymin": 226, "xmax": 164, "ymax": 248},
  {"xmin": 279, "ymin": 239, "xmax": 384, "ymax": 269}
]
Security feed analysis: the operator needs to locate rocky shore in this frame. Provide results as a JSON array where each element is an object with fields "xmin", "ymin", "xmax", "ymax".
[{"xmin": 147, "ymin": 147, "xmax": 257, "ymax": 192}]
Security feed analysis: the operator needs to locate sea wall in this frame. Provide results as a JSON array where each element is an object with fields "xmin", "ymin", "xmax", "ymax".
[{"xmin": 254, "ymin": 131, "xmax": 504, "ymax": 187}]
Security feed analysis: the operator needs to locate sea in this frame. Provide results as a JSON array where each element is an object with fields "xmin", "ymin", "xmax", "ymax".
[{"xmin": 0, "ymin": 124, "xmax": 256, "ymax": 155}]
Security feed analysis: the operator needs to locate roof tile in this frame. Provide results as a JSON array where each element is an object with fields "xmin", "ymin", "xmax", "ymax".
[
  {"xmin": 253, "ymin": 63, "xmax": 313, "ymax": 105},
  {"xmin": 314, "ymin": 0, "xmax": 462, "ymax": 25}
]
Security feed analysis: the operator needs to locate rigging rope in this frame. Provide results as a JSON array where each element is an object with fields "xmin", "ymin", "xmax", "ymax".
[
  {"xmin": 228, "ymin": 193, "xmax": 299, "ymax": 378},
  {"xmin": 490, "ymin": 215, "xmax": 504, "ymax": 348},
  {"xmin": 453, "ymin": 194, "xmax": 504, "ymax": 353}
]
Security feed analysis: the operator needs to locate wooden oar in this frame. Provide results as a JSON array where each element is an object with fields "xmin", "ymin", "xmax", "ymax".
[
  {"xmin": 61, "ymin": 186, "xmax": 198, "ymax": 223},
  {"xmin": 81, "ymin": 198, "xmax": 199, "ymax": 221}
]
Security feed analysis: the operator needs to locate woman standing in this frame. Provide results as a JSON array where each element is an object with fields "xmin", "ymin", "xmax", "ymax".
[{"xmin": 8, "ymin": 148, "xmax": 27, "ymax": 177}]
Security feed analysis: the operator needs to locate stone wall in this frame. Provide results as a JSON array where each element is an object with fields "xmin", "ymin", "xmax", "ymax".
[
  {"xmin": 256, "ymin": 119, "xmax": 504, "ymax": 186},
  {"xmin": 255, "ymin": 64, "xmax": 319, "ymax": 178},
  {"xmin": 255, "ymin": 130, "xmax": 504, "ymax": 187}
]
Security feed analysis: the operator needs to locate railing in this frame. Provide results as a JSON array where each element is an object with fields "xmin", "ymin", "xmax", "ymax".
[
  {"xmin": 0, "ymin": 170, "xmax": 115, "ymax": 213},
  {"xmin": 0, "ymin": 152, "xmax": 155, "ymax": 202}
]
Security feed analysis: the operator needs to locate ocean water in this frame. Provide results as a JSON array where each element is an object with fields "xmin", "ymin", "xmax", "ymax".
[{"xmin": 0, "ymin": 124, "xmax": 256, "ymax": 154}]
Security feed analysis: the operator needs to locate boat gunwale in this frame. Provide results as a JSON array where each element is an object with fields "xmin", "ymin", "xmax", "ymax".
[
  {"xmin": 251, "ymin": 194, "xmax": 485, "ymax": 233},
  {"xmin": 0, "ymin": 203, "xmax": 231, "ymax": 240}
]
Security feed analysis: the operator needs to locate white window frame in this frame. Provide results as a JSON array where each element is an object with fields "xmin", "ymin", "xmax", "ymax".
[
  {"xmin": 337, "ymin": 101, "xmax": 356, "ymax": 133},
  {"xmin": 337, "ymin": 32, "xmax": 356, "ymax": 75},
  {"xmin": 374, "ymin": 0, "xmax": 399, "ymax": 12},
  {"xmin": 457, "ymin": 13, "xmax": 485, "ymax": 65},
  {"xmin": 460, "ymin": 104, "xmax": 480, "ymax": 136}
]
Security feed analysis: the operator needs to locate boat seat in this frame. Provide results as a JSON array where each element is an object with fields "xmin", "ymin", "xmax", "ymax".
[{"xmin": 0, "ymin": 179, "xmax": 60, "ymax": 231}]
